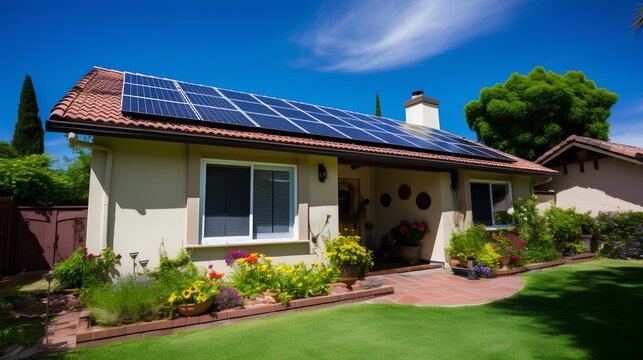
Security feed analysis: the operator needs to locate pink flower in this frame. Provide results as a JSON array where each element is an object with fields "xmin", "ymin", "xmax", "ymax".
[{"xmin": 411, "ymin": 223, "xmax": 417, "ymax": 229}]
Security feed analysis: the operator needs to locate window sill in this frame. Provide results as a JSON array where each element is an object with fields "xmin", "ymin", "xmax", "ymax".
[
  {"xmin": 186, "ymin": 239, "xmax": 310, "ymax": 249},
  {"xmin": 484, "ymin": 225, "xmax": 515, "ymax": 231}
]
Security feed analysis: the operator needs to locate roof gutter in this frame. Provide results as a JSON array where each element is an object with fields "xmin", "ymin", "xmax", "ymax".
[
  {"xmin": 48, "ymin": 119, "xmax": 558, "ymax": 177},
  {"xmin": 68, "ymin": 132, "xmax": 112, "ymax": 249}
]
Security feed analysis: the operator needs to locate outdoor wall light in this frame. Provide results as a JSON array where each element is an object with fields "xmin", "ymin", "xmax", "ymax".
[{"xmin": 318, "ymin": 163, "xmax": 328, "ymax": 183}]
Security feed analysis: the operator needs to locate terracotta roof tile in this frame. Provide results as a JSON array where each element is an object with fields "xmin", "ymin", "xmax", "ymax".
[
  {"xmin": 535, "ymin": 134, "xmax": 643, "ymax": 164},
  {"xmin": 48, "ymin": 67, "xmax": 557, "ymax": 175}
]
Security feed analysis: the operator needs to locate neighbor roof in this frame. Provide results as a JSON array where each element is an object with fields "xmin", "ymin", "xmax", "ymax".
[
  {"xmin": 47, "ymin": 67, "xmax": 557, "ymax": 176},
  {"xmin": 535, "ymin": 135, "xmax": 643, "ymax": 165}
]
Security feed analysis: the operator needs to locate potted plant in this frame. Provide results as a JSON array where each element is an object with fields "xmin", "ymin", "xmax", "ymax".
[
  {"xmin": 169, "ymin": 270, "xmax": 224, "ymax": 316},
  {"xmin": 324, "ymin": 233, "xmax": 373, "ymax": 289},
  {"xmin": 391, "ymin": 220, "xmax": 429, "ymax": 264}
]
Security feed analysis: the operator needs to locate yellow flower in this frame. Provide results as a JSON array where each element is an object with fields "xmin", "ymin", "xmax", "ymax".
[
  {"xmin": 297, "ymin": 283, "xmax": 303, "ymax": 287},
  {"xmin": 182, "ymin": 289, "xmax": 192, "ymax": 298},
  {"xmin": 237, "ymin": 258, "xmax": 246, "ymax": 264},
  {"xmin": 168, "ymin": 293, "xmax": 177, "ymax": 303}
]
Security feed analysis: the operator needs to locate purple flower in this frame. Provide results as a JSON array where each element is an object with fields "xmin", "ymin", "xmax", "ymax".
[
  {"xmin": 224, "ymin": 250, "xmax": 250, "ymax": 266},
  {"xmin": 215, "ymin": 287, "xmax": 244, "ymax": 310},
  {"xmin": 208, "ymin": 264, "xmax": 213, "ymax": 269}
]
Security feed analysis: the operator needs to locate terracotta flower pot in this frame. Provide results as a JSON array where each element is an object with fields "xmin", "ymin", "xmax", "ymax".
[
  {"xmin": 449, "ymin": 258, "xmax": 460, "ymax": 268},
  {"xmin": 178, "ymin": 298, "xmax": 213, "ymax": 317},
  {"xmin": 340, "ymin": 265, "xmax": 360, "ymax": 290},
  {"xmin": 500, "ymin": 256, "xmax": 511, "ymax": 269},
  {"xmin": 398, "ymin": 245, "xmax": 422, "ymax": 264}
]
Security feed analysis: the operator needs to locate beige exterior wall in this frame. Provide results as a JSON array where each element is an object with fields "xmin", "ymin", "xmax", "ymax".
[
  {"xmin": 86, "ymin": 137, "xmax": 338, "ymax": 274},
  {"xmin": 540, "ymin": 157, "xmax": 643, "ymax": 214},
  {"xmin": 85, "ymin": 136, "xmax": 544, "ymax": 273}
]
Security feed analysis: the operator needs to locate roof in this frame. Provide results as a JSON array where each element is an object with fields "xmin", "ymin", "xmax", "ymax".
[
  {"xmin": 47, "ymin": 67, "xmax": 557, "ymax": 176},
  {"xmin": 535, "ymin": 135, "xmax": 643, "ymax": 165}
]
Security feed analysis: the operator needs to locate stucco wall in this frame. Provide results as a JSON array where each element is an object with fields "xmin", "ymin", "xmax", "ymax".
[
  {"xmin": 540, "ymin": 157, "xmax": 643, "ymax": 214},
  {"xmin": 86, "ymin": 137, "xmax": 338, "ymax": 274}
]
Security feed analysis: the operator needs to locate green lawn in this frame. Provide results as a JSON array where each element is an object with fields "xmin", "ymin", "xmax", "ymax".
[{"xmin": 44, "ymin": 260, "xmax": 641, "ymax": 360}]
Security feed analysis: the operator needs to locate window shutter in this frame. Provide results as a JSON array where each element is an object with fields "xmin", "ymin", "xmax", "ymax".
[{"xmin": 204, "ymin": 165, "xmax": 250, "ymax": 237}]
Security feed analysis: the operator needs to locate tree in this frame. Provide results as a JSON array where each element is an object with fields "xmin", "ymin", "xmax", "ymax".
[
  {"xmin": 634, "ymin": 4, "xmax": 643, "ymax": 34},
  {"xmin": 464, "ymin": 67, "xmax": 618, "ymax": 160},
  {"xmin": 375, "ymin": 92, "xmax": 382, "ymax": 117},
  {"xmin": 0, "ymin": 141, "xmax": 18, "ymax": 159},
  {"xmin": 12, "ymin": 75, "xmax": 44, "ymax": 155}
]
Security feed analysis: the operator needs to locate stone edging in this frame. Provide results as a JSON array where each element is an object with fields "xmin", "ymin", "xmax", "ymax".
[
  {"xmin": 495, "ymin": 253, "xmax": 596, "ymax": 276},
  {"xmin": 75, "ymin": 285, "xmax": 394, "ymax": 347}
]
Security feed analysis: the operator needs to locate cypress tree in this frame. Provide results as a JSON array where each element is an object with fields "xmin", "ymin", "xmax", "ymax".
[
  {"xmin": 12, "ymin": 75, "xmax": 44, "ymax": 155},
  {"xmin": 375, "ymin": 92, "xmax": 382, "ymax": 117}
]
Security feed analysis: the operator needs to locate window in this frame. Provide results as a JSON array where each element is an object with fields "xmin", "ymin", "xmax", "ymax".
[
  {"xmin": 470, "ymin": 180, "xmax": 513, "ymax": 227},
  {"xmin": 200, "ymin": 160, "xmax": 296, "ymax": 244}
]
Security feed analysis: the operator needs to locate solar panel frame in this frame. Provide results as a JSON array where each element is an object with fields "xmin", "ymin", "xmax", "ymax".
[{"xmin": 121, "ymin": 72, "xmax": 516, "ymax": 163}]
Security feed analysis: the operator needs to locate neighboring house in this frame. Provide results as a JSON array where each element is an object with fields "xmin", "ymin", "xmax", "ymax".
[
  {"xmin": 46, "ymin": 67, "xmax": 556, "ymax": 273},
  {"xmin": 535, "ymin": 135, "xmax": 643, "ymax": 214}
]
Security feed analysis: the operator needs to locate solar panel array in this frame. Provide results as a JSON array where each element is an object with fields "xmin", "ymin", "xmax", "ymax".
[{"xmin": 121, "ymin": 72, "xmax": 515, "ymax": 162}]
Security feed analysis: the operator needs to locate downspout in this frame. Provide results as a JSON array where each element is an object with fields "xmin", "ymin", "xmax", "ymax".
[
  {"xmin": 531, "ymin": 177, "xmax": 553, "ymax": 193},
  {"xmin": 68, "ymin": 132, "xmax": 112, "ymax": 249}
]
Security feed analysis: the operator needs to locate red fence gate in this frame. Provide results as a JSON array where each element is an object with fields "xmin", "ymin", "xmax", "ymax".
[{"xmin": 0, "ymin": 197, "xmax": 87, "ymax": 276}]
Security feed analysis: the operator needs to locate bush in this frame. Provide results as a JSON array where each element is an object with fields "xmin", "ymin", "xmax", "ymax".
[
  {"xmin": 522, "ymin": 245, "xmax": 563, "ymax": 264},
  {"xmin": 596, "ymin": 211, "xmax": 643, "ymax": 259},
  {"xmin": 54, "ymin": 247, "xmax": 121, "ymax": 289},
  {"xmin": 511, "ymin": 195, "xmax": 553, "ymax": 247},
  {"xmin": 545, "ymin": 206, "xmax": 585, "ymax": 251},
  {"xmin": 446, "ymin": 224, "xmax": 489, "ymax": 261},
  {"xmin": 477, "ymin": 243, "xmax": 501, "ymax": 269},
  {"xmin": 82, "ymin": 276, "xmax": 163, "ymax": 326}
]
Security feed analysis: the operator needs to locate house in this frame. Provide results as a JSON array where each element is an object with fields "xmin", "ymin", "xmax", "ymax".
[
  {"xmin": 534, "ymin": 135, "xmax": 643, "ymax": 214},
  {"xmin": 46, "ymin": 67, "xmax": 556, "ymax": 273}
]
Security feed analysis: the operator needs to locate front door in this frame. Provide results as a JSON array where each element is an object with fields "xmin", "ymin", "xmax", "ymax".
[{"xmin": 338, "ymin": 178, "xmax": 362, "ymax": 236}]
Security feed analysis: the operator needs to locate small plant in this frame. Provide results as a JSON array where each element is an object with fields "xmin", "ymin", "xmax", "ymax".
[
  {"xmin": 471, "ymin": 262, "xmax": 493, "ymax": 278},
  {"xmin": 477, "ymin": 243, "xmax": 501, "ymax": 269},
  {"xmin": 324, "ymin": 234, "xmax": 374, "ymax": 276},
  {"xmin": 54, "ymin": 246, "xmax": 121, "ymax": 289},
  {"xmin": 596, "ymin": 211, "xmax": 643, "ymax": 260},
  {"xmin": 82, "ymin": 276, "xmax": 163, "ymax": 326},
  {"xmin": 391, "ymin": 220, "xmax": 429, "ymax": 246},
  {"xmin": 446, "ymin": 224, "xmax": 489, "ymax": 262},
  {"xmin": 491, "ymin": 231, "xmax": 526, "ymax": 265},
  {"xmin": 214, "ymin": 287, "xmax": 244, "ymax": 310}
]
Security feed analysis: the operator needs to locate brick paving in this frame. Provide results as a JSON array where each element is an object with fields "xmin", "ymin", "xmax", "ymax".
[
  {"xmin": 367, "ymin": 269, "xmax": 525, "ymax": 306},
  {"xmin": 41, "ymin": 310, "xmax": 81, "ymax": 352}
]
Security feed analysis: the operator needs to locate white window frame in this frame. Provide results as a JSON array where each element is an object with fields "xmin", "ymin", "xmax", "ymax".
[
  {"xmin": 470, "ymin": 179, "xmax": 514, "ymax": 228},
  {"xmin": 199, "ymin": 159, "xmax": 297, "ymax": 245}
]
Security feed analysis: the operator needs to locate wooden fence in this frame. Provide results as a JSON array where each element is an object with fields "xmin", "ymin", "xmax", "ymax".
[{"xmin": 0, "ymin": 197, "xmax": 87, "ymax": 276}]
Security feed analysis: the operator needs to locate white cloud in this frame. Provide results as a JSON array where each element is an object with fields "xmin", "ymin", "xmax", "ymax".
[
  {"xmin": 298, "ymin": 0, "xmax": 519, "ymax": 72},
  {"xmin": 610, "ymin": 120, "xmax": 643, "ymax": 147}
]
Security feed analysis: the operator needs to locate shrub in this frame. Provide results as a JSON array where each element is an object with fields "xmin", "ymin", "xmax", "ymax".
[
  {"xmin": 54, "ymin": 247, "xmax": 121, "ymax": 289},
  {"xmin": 596, "ymin": 211, "xmax": 643, "ymax": 259},
  {"xmin": 390, "ymin": 220, "xmax": 430, "ymax": 246},
  {"xmin": 522, "ymin": 245, "xmax": 562, "ymax": 264},
  {"xmin": 490, "ymin": 231, "xmax": 526, "ymax": 266},
  {"xmin": 82, "ymin": 276, "xmax": 163, "ymax": 326},
  {"xmin": 324, "ymin": 234, "xmax": 373, "ymax": 276},
  {"xmin": 272, "ymin": 262, "xmax": 338, "ymax": 300},
  {"xmin": 477, "ymin": 243, "xmax": 501, "ymax": 269},
  {"xmin": 544, "ymin": 206, "xmax": 582, "ymax": 251},
  {"xmin": 511, "ymin": 195, "xmax": 553, "ymax": 247},
  {"xmin": 446, "ymin": 224, "xmax": 489, "ymax": 261}
]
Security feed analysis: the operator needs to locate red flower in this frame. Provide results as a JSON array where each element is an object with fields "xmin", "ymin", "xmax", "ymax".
[
  {"xmin": 411, "ymin": 223, "xmax": 417, "ymax": 229},
  {"xmin": 209, "ymin": 271, "xmax": 225, "ymax": 279},
  {"xmin": 116, "ymin": 254, "xmax": 122, "ymax": 260},
  {"xmin": 82, "ymin": 247, "xmax": 88, "ymax": 253},
  {"xmin": 209, "ymin": 272, "xmax": 216, "ymax": 279},
  {"xmin": 418, "ymin": 223, "xmax": 425, "ymax": 232},
  {"xmin": 245, "ymin": 254, "xmax": 259, "ymax": 264}
]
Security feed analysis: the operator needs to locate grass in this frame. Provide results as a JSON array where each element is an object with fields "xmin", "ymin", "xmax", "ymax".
[
  {"xmin": 0, "ymin": 271, "xmax": 52, "ymax": 351},
  {"xmin": 43, "ymin": 259, "xmax": 641, "ymax": 359}
]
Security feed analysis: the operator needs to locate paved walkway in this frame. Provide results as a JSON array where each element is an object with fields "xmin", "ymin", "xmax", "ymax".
[{"xmin": 366, "ymin": 269, "xmax": 525, "ymax": 306}]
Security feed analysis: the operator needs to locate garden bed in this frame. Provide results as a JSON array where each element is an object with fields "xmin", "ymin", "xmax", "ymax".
[
  {"xmin": 495, "ymin": 253, "xmax": 595, "ymax": 276},
  {"xmin": 73, "ymin": 285, "xmax": 394, "ymax": 347}
]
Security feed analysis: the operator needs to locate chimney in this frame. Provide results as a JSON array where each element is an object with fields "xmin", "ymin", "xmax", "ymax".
[{"xmin": 404, "ymin": 90, "xmax": 440, "ymax": 129}]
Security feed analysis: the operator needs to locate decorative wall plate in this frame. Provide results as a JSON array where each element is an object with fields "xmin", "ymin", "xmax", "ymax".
[
  {"xmin": 398, "ymin": 184, "xmax": 411, "ymax": 200},
  {"xmin": 416, "ymin": 192, "xmax": 431, "ymax": 210},
  {"xmin": 380, "ymin": 193, "xmax": 392, "ymax": 207}
]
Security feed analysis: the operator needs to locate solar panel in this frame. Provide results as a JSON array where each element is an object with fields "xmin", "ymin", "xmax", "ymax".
[{"xmin": 121, "ymin": 72, "xmax": 516, "ymax": 162}]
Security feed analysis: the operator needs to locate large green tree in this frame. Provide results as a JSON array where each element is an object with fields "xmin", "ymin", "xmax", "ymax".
[
  {"xmin": 12, "ymin": 75, "xmax": 44, "ymax": 155},
  {"xmin": 634, "ymin": 4, "xmax": 643, "ymax": 34},
  {"xmin": 464, "ymin": 67, "xmax": 618, "ymax": 160},
  {"xmin": 375, "ymin": 92, "xmax": 382, "ymax": 117}
]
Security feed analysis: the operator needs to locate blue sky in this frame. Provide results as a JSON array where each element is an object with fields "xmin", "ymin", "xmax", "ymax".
[{"xmin": 1, "ymin": 0, "xmax": 641, "ymax": 162}]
